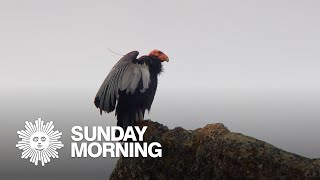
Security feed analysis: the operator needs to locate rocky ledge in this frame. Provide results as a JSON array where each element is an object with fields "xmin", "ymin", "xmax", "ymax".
[{"xmin": 110, "ymin": 120, "xmax": 320, "ymax": 179}]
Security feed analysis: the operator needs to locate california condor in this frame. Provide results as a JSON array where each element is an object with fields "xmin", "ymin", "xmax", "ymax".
[{"xmin": 94, "ymin": 50, "xmax": 169, "ymax": 132}]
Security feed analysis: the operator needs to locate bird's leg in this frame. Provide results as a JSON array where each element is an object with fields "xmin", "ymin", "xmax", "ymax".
[
  {"xmin": 138, "ymin": 110, "xmax": 144, "ymax": 122},
  {"xmin": 136, "ymin": 110, "xmax": 144, "ymax": 127}
]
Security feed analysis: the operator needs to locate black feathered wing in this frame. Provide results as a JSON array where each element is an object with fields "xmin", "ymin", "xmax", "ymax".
[{"xmin": 94, "ymin": 51, "xmax": 151, "ymax": 114}]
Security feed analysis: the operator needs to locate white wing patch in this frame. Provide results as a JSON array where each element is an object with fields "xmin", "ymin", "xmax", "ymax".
[
  {"xmin": 140, "ymin": 64, "xmax": 150, "ymax": 93},
  {"xmin": 120, "ymin": 63, "xmax": 150, "ymax": 94}
]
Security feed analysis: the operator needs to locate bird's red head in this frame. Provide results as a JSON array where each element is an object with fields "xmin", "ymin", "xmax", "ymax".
[{"xmin": 149, "ymin": 49, "xmax": 169, "ymax": 62}]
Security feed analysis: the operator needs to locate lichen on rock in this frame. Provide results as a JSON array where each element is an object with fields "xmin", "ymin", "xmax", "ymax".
[{"xmin": 110, "ymin": 120, "xmax": 320, "ymax": 179}]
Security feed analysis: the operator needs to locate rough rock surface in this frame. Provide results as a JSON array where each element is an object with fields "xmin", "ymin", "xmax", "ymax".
[{"xmin": 110, "ymin": 120, "xmax": 320, "ymax": 179}]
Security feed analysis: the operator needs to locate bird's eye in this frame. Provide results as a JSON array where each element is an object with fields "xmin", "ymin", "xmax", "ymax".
[{"xmin": 158, "ymin": 51, "xmax": 163, "ymax": 54}]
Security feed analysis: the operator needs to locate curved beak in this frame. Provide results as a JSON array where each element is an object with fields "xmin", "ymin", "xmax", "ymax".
[{"xmin": 160, "ymin": 54, "xmax": 169, "ymax": 62}]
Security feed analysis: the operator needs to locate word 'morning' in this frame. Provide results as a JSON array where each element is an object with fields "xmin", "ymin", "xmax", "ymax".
[{"xmin": 71, "ymin": 142, "xmax": 162, "ymax": 158}]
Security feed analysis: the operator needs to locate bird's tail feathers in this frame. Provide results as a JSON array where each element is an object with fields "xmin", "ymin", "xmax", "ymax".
[{"xmin": 116, "ymin": 112, "xmax": 141, "ymax": 142}]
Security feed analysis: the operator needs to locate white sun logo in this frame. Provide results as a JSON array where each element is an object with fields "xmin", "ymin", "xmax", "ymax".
[{"xmin": 16, "ymin": 118, "xmax": 64, "ymax": 166}]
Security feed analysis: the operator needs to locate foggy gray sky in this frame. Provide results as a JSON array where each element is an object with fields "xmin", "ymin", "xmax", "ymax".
[
  {"xmin": 1, "ymin": 0, "xmax": 320, "ymax": 89},
  {"xmin": 0, "ymin": 1, "xmax": 320, "ymax": 179}
]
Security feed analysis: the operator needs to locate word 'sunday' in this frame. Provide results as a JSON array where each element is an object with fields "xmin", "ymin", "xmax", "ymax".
[{"xmin": 71, "ymin": 126, "xmax": 162, "ymax": 158}]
